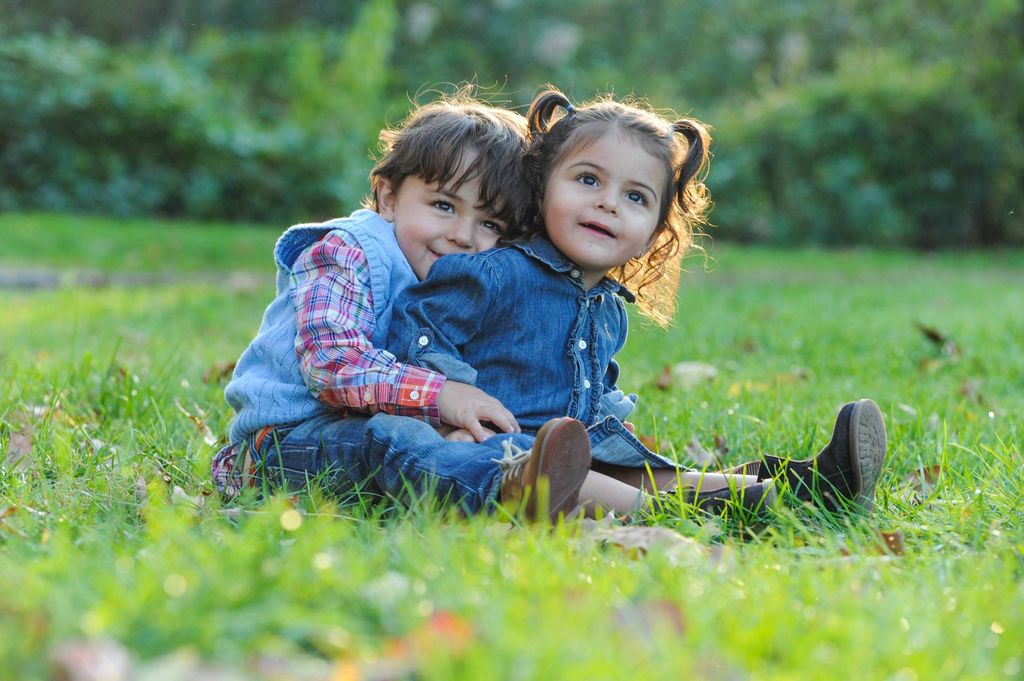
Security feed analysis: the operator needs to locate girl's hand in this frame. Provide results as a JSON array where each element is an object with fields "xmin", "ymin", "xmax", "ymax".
[
  {"xmin": 437, "ymin": 381, "xmax": 519, "ymax": 442},
  {"xmin": 623, "ymin": 421, "xmax": 636, "ymax": 434},
  {"xmin": 443, "ymin": 427, "xmax": 496, "ymax": 442}
]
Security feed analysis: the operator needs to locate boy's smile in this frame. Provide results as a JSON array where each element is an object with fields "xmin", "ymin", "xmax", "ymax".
[
  {"xmin": 377, "ymin": 167, "xmax": 507, "ymax": 280},
  {"xmin": 542, "ymin": 131, "xmax": 665, "ymax": 289}
]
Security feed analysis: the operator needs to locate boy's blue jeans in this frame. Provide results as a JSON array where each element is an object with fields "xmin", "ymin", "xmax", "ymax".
[{"xmin": 255, "ymin": 413, "xmax": 677, "ymax": 514}]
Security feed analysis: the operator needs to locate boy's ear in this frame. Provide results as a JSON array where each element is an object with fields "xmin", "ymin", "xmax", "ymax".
[{"xmin": 376, "ymin": 179, "xmax": 397, "ymax": 221}]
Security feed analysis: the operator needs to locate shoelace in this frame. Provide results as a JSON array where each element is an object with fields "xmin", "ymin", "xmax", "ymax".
[{"xmin": 492, "ymin": 439, "xmax": 531, "ymax": 486}]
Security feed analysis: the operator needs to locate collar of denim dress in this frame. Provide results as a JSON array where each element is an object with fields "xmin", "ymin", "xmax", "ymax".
[{"xmin": 513, "ymin": 236, "xmax": 636, "ymax": 303}]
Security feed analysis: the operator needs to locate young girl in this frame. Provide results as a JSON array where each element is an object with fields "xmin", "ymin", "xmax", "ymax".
[{"xmin": 387, "ymin": 89, "xmax": 888, "ymax": 516}]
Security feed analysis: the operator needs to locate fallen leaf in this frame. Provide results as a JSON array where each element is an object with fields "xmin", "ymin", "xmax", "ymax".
[
  {"xmin": 50, "ymin": 638, "xmax": 133, "ymax": 681},
  {"xmin": 905, "ymin": 464, "xmax": 942, "ymax": 495},
  {"xmin": 713, "ymin": 433, "xmax": 730, "ymax": 458},
  {"xmin": 202, "ymin": 361, "xmax": 237, "ymax": 385},
  {"xmin": 134, "ymin": 648, "xmax": 247, "ymax": 681},
  {"xmin": 684, "ymin": 436, "xmax": 721, "ymax": 468},
  {"xmin": 656, "ymin": 364, "xmax": 674, "ymax": 391},
  {"xmin": 877, "ymin": 530, "xmax": 905, "ymax": 556},
  {"xmin": 3, "ymin": 408, "xmax": 42, "ymax": 474},
  {"xmin": 670, "ymin": 362, "xmax": 718, "ymax": 390},
  {"xmin": 171, "ymin": 485, "xmax": 206, "ymax": 511},
  {"xmin": 773, "ymin": 367, "xmax": 810, "ymax": 384},
  {"xmin": 173, "ymin": 400, "xmax": 218, "ymax": 447},
  {"xmin": 918, "ymin": 357, "xmax": 947, "ymax": 373},
  {"xmin": 915, "ymin": 321, "xmax": 961, "ymax": 357},
  {"xmin": 637, "ymin": 433, "xmax": 660, "ymax": 452},
  {"xmin": 590, "ymin": 525, "xmax": 708, "ymax": 566},
  {"xmin": 741, "ymin": 338, "xmax": 758, "ymax": 353},
  {"xmin": 896, "ymin": 403, "xmax": 918, "ymax": 417},
  {"xmin": 613, "ymin": 599, "xmax": 687, "ymax": 639},
  {"xmin": 960, "ymin": 378, "xmax": 987, "ymax": 406},
  {"xmin": 134, "ymin": 475, "xmax": 149, "ymax": 507}
]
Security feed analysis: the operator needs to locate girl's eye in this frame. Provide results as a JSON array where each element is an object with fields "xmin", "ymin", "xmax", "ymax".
[
  {"xmin": 433, "ymin": 200, "xmax": 455, "ymax": 213},
  {"xmin": 577, "ymin": 173, "xmax": 598, "ymax": 186},
  {"xmin": 626, "ymin": 190, "xmax": 647, "ymax": 206},
  {"xmin": 481, "ymin": 220, "xmax": 503, "ymax": 233}
]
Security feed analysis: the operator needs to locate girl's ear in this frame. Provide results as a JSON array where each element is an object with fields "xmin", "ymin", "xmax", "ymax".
[
  {"xmin": 376, "ymin": 179, "xmax": 397, "ymax": 221},
  {"xmin": 639, "ymin": 231, "xmax": 659, "ymax": 258}
]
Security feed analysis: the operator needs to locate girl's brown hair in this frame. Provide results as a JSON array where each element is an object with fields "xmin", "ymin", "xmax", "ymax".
[
  {"xmin": 367, "ymin": 90, "xmax": 532, "ymax": 238},
  {"xmin": 525, "ymin": 89, "xmax": 712, "ymax": 326}
]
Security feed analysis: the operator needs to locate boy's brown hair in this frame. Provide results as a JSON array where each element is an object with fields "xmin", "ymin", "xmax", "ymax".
[{"xmin": 368, "ymin": 91, "xmax": 532, "ymax": 239}]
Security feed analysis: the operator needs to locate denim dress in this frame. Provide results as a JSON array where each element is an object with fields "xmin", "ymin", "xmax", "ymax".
[{"xmin": 388, "ymin": 236, "xmax": 678, "ymax": 470}]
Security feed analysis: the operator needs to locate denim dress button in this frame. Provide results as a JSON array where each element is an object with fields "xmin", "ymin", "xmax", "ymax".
[
  {"xmin": 578, "ymin": 339, "xmax": 587, "ymax": 350},
  {"xmin": 570, "ymin": 269, "xmax": 581, "ymax": 278},
  {"xmin": 417, "ymin": 335, "xmax": 429, "ymax": 347},
  {"xmin": 583, "ymin": 379, "xmax": 591, "ymax": 389}
]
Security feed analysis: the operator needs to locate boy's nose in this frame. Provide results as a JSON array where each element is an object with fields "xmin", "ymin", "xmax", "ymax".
[{"xmin": 446, "ymin": 219, "xmax": 474, "ymax": 249}]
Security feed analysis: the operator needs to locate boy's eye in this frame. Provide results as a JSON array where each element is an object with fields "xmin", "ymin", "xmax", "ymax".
[
  {"xmin": 626, "ymin": 190, "xmax": 647, "ymax": 206},
  {"xmin": 433, "ymin": 200, "xmax": 455, "ymax": 213},
  {"xmin": 481, "ymin": 220, "xmax": 503, "ymax": 233},
  {"xmin": 576, "ymin": 173, "xmax": 598, "ymax": 186}
]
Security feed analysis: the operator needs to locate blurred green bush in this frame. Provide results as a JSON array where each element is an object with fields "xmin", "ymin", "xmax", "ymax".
[
  {"xmin": 0, "ymin": 0, "xmax": 397, "ymax": 224},
  {"xmin": 1, "ymin": 0, "xmax": 1021, "ymax": 245},
  {"xmin": 712, "ymin": 51, "xmax": 1024, "ymax": 247}
]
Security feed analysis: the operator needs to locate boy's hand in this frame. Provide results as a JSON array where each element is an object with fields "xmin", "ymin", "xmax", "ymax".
[{"xmin": 437, "ymin": 381, "xmax": 518, "ymax": 442}]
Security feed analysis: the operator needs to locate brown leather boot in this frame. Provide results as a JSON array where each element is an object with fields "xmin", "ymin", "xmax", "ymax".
[{"xmin": 496, "ymin": 417, "xmax": 592, "ymax": 523}]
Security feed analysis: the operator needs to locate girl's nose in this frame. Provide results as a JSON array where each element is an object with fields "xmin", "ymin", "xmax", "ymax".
[{"xmin": 596, "ymin": 191, "xmax": 618, "ymax": 215}]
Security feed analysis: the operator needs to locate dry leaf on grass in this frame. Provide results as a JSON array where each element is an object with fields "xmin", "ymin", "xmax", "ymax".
[
  {"xmin": 656, "ymin": 364, "xmax": 674, "ymax": 391},
  {"xmin": 684, "ymin": 436, "xmax": 727, "ymax": 468},
  {"xmin": 877, "ymin": 530, "xmax": 906, "ymax": 556},
  {"xmin": 636, "ymin": 433, "xmax": 661, "ymax": 453},
  {"xmin": 50, "ymin": 638, "xmax": 133, "ymax": 681},
  {"xmin": 136, "ymin": 648, "xmax": 247, "ymax": 681},
  {"xmin": 173, "ymin": 399, "xmax": 219, "ymax": 447},
  {"xmin": 960, "ymin": 378, "xmax": 988, "ymax": 407},
  {"xmin": 587, "ymin": 525, "xmax": 710, "ymax": 566},
  {"xmin": 202, "ymin": 361, "xmax": 237, "ymax": 385},
  {"xmin": 613, "ymin": 599, "xmax": 686, "ymax": 639},
  {"xmin": 2, "ymin": 406, "xmax": 51, "ymax": 474},
  {"xmin": 905, "ymin": 464, "xmax": 942, "ymax": 495},
  {"xmin": 656, "ymin": 362, "xmax": 718, "ymax": 391},
  {"xmin": 915, "ymin": 321, "xmax": 961, "ymax": 357},
  {"xmin": 171, "ymin": 485, "xmax": 206, "ymax": 511}
]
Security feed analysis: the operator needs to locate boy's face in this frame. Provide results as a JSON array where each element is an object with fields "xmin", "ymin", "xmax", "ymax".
[{"xmin": 377, "ymin": 169, "xmax": 506, "ymax": 280}]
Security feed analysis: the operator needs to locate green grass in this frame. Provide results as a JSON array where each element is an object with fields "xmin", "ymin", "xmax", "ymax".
[{"xmin": 1, "ymin": 214, "xmax": 1022, "ymax": 680}]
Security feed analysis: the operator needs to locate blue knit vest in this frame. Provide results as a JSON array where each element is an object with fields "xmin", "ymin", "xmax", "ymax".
[{"xmin": 225, "ymin": 209, "xmax": 417, "ymax": 442}]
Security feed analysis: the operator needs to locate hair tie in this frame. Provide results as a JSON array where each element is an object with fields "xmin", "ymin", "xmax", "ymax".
[{"xmin": 564, "ymin": 103, "xmax": 576, "ymax": 116}]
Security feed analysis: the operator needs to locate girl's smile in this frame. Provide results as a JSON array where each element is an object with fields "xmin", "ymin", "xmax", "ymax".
[{"xmin": 541, "ymin": 131, "xmax": 665, "ymax": 288}]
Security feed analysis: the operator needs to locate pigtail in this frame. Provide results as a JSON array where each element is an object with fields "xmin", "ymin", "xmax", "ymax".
[
  {"xmin": 671, "ymin": 119, "xmax": 712, "ymax": 218},
  {"xmin": 527, "ymin": 90, "xmax": 573, "ymax": 138}
]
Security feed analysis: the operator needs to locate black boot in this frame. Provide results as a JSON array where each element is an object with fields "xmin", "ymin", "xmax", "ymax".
[{"xmin": 759, "ymin": 400, "xmax": 887, "ymax": 511}]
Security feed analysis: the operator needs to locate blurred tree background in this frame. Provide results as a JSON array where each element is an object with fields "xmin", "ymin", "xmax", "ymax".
[{"xmin": 1, "ymin": 0, "xmax": 1021, "ymax": 246}]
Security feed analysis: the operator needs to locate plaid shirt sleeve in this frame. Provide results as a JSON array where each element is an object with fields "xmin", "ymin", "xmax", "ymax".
[{"xmin": 290, "ymin": 232, "xmax": 445, "ymax": 424}]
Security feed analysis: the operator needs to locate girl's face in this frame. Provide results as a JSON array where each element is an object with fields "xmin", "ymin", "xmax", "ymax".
[{"xmin": 542, "ymin": 131, "xmax": 665, "ymax": 289}]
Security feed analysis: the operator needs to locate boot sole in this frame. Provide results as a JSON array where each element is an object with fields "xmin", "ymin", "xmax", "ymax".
[
  {"xmin": 849, "ymin": 399, "xmax": 887, "ymax": 511},
  {"xmin": 530, "ymin": 418, "xmax": 593, "ymax": 522}
]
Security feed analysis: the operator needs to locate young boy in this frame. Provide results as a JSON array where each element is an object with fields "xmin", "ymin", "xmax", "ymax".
[{"xmin": 212, "ymin": 94, "xmax": 594, "ymax": 521}]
